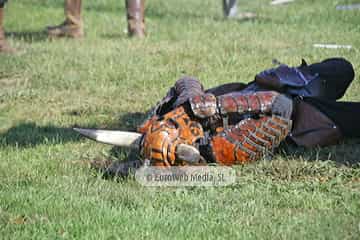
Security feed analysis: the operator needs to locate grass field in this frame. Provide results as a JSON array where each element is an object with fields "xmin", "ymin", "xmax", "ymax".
[{"xmin": 1, "ymin": 0, "xmax": 360, "ymax": 239}]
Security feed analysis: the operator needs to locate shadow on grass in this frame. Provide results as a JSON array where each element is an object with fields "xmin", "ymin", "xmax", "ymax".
[
  {"xmin": 0, "ymin": 108, "xmax": 148, "ymax": 145},
  {"xmin": 0, "ymin": 122, "xmax": 79, "ymax": 148},
  {"xmin": 282, "ymin": 140, "xmax": 360, "ymax": 168},
  {"xmin": 6, "ymin": 31, "xmax": 48, "ymax": 43},
  {"xmin": 0, "ymin": 111, "xmax": 147, "ymax": 150},
  {"xmin": 89, "ymin": 111, "xmax": 148, "ymax": 179},
  {"xmin": 117, "ymin": 111, "xmax": 147, "ymax": 131},
  {"xmin": 100, "ymin": 33, "xmax": 124, "ymax": 40}
]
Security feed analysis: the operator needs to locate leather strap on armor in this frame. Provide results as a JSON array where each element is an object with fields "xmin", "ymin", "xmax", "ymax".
[{"xmin": 210, "ymin": 115, "xmax": 292, "ymax": 165}]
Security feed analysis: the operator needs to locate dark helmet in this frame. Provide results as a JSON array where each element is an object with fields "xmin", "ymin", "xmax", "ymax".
[
  {"xmin": 255, "ymin": 57, "xmax": 355, "ymax": 100},
  {"xmin": 305, "ymin": 57, "xmax": 355, "ymax": 100}
]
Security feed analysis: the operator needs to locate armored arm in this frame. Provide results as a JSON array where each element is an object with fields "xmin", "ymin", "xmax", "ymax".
[
  {"xmin": 188, "ymin": 91, "xmax": 293, "ymax": 165},
  {"xmin": 189, "ymin": 91, "xmax": 293, "ymax": 120},
  {"xmin": 139, "ymin": 107, "xmax": 292, "ymax": 166},
  {"xmin": 210, "ymin": 115, "xmax": 292, "ymax": 165},
  {"xmin": 138, "ymin": 90, "xmax": 294, "ymax": 166}
]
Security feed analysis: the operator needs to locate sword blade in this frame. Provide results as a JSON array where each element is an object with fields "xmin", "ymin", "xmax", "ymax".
[{"xmin": 73, "ymin": 128, "xmax": 142, "ymax": 149}]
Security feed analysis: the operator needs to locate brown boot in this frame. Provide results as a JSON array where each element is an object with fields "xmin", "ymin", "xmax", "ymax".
[
  {"xmin": 47, "ymin": 0, "xmax": 84, "ymax": 38},
  {"xmin": 126, "ymin": 0, "xmax": 146, "ymax": 38},
  {"xmin": 0, "ymin": 7, "xmax": 15, "ymax": 53}
]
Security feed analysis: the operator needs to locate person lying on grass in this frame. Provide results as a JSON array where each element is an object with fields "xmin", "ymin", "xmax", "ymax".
[{"xmin": 75, "ymin": 57, "xmax": 358, "ymax": 176}]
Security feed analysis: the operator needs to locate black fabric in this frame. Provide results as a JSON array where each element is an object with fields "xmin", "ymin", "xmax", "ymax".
[
  {"xmin": 304, "ymin": 97, "xmax": 360, "ymax": 138},
  {"xmin": 206, "ymin": 82, "xmax": 248, "ymax": 96},
  {"xmin": 305, "ymin": 58, "xmax": 355, "ymax": 100},
  {"xmin": 253, "ymin": 58, "xmax": 355, "ymax": 100},
  {"xmin": 255, "ymin": 63, "xmax": 323, "ymax": 97}
]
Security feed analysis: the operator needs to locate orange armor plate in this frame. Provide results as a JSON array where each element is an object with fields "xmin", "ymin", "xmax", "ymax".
[
  {"xmin": 210, "ymin": 115, "xmax": 292, "ymax": 165},
  {"xmin": 140, "ymin": 106, "xmax": 204, "ymax": 166}
]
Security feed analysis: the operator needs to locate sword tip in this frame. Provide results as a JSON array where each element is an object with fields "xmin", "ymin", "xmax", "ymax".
[{"xmin": 73, "ymin": 127, "xmax": 99, "ymax": 141}]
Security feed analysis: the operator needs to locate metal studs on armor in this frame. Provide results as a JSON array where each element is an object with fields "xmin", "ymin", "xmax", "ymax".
[{"xmin": 189, "ymin": 93, "xmax": 218, "ymax": 118}]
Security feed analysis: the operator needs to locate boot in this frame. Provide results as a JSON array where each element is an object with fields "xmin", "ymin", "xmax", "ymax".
[
  {"xmin": 47, "ymin": 0, "xmax": 84, "ymax": 38},
  {"xmin": 126, "ymin": 0, "xmax": 146, "ymax": 38},
  {"xmin": 223, "ymin": 0, "xmax": 238, "ymax": 18},
  {"xmin": 0, "ymin": 7, "xmax": 15, "ymax": 53},
  {"xmin": 222, "ymin": 0, "xmax": 256, "ymax": 20}
]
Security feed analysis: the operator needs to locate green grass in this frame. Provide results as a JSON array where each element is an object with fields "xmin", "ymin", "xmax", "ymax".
[{"xmin": 1, "ymin": 0, "xmax": 360, "ymax": 239}]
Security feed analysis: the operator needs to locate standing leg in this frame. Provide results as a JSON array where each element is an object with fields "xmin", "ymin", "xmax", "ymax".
[
  {"xmin": 0, "ymin": 1, "xmax": 15, "ymax": 53},
  {"xmin": 222, "ymin": 0, "xmax": 256, "ymax": 20},
  {"xmin": 223, "ymin": 0, "xmax": 238, "ymax": 18},
  {"xmin": 126, "ymin": 0, "xmax": 146, "ymax": 38},
  {"xmin": 47, "ymin": 0, "xmax": 84, "ymax": 38}
]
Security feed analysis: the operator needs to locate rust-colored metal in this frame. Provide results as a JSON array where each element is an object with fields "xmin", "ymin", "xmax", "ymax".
[
  {"xmin": 140, "ymin": 106, "xmax": 204, "ymax": 166},
  {"xmin": 218, "ymin": 91, "xmax": 280, "ymax": 115},
  {"xmin": 189, "ymin": 93, "xmax": 217, "ymax": 118},
  {"xmin": 139, "ymin": 90, "xmax": 292, "ymax": 166},
  {"xmin": 210, "ymin": 115, "xmax": 292, "ymax": 165}
]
